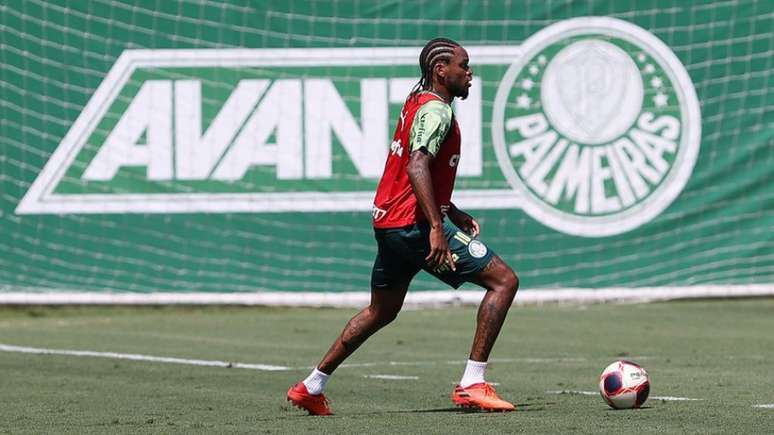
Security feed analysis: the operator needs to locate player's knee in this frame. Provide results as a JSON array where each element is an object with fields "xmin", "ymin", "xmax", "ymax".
[
  {"xmin": 378, "ymin": 308, "xmax": 400, "ymax": 326},
  {"xmin": 369, "ymin": 304, "xmax": 400, "ymax": 326},
  {"xmin": 498, "ymin": 269, "xmax": 519, "ymax": 301}
]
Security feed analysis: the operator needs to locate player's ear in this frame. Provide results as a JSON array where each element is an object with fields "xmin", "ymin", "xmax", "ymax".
[{"xmin": 435, "ymin": 62, "xmax": 446, "ymax": 79}]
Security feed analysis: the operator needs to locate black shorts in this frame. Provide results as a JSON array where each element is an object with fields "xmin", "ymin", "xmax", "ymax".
[{"xmin": 371, "ymin": 222, "xmax": 495, "ymax": 289}]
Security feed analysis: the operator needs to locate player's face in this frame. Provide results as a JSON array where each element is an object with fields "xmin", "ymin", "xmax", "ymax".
[{"xmin": 444, "ymin": 46, "xmax": 473, "ymax": 100}]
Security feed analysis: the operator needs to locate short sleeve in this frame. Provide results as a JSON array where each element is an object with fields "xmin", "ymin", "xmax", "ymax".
[{"xmin": 409, "ymin": 100, "xmax": 453, "ymax": 156}]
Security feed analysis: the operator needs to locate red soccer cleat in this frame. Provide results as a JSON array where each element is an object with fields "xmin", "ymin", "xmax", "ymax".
[
  {"xmin": 287, "ymin": 382, "xmax": 333, "ymax": 416},
  {"xmin": 452, "ymin": 382, "xmax": 515, "ymax": 412}
]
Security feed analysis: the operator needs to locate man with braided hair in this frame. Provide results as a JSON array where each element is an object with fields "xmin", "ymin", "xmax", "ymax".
[{"xmin": 287, "ymin": 38, "xmax": 519, "ymax": 414}]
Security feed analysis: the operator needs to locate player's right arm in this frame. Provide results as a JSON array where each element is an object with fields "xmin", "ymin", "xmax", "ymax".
[
  {"xmin": 406, "ymin": 100, "xmax": 455, "ymax": 271},
  {"xmin": 408, "ymin": 150, "xmax": 454, "ymax": 271}
]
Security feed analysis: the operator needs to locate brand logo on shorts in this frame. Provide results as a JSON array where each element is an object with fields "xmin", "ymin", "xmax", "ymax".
[
  {"xmin": 468, "ymin": 240, "xmax": 488, "ymax": 259},
  {"xmin": 492, "ymin": 17, "xmax": 701, "ymax": 237}
]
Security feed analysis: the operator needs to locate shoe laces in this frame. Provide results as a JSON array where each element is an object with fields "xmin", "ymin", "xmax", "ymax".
[{"xmin": 482, "ymin": 383, "xmax": 498, "ymax": 397}]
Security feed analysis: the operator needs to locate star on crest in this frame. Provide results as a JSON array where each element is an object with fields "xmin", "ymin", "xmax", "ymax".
[
  {"xmin": 653, "ymin": 92, "xmax": 668, "ymax": 107},
  {"xmin": 529, "ymin": 65, "xmax": 540, "ymax": 75},
  {"xmin": 650, "ymin": 76, "xmax": 663, "ymax": 88},
  {"xmin": 521, "ymin": 78, "xmax": 535, "ymax": 90},
  {"xmin": 643, "ymin": 64, "xmax": 655, "ymax": 74},
  {"xmin": 516, "ymin": 93, "xmax": 532, "ymax": 109}
]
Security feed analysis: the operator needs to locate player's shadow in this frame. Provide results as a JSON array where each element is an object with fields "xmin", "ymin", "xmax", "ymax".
[
  {"xmin": 278, "ymin": 402, "xmax": 552, "ymax": 419},
  {"xmin": 382, "ymin": 402, "xmax": 550, "ymax": 414},
  {"xmin": 605, "ymin": 405, "xmax": 653, "ymax": 412}
]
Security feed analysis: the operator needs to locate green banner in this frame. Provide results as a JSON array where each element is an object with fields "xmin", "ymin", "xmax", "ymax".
[{"xmin": 2, "ymin": 1, "xmax": 772, "ymax": 294}]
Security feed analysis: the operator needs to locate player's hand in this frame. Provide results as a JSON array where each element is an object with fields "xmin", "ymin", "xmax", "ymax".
[
  {"xmin": 448, "ymin": 208, "xmax": 480, "ymax": 237},
  {"xmin": 427, "ymin": 226, "xmax": 456, "ymax": 272}
]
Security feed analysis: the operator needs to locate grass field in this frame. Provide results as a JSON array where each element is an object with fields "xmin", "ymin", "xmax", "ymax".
[{"xmin": 1, "ymin": 298, "xmax": 773, "ymax": 434}]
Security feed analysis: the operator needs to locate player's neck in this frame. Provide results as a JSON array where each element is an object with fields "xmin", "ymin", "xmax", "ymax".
[{"xmin": 427, "ymin": 85, "xmax": 453, "ymax": 103}]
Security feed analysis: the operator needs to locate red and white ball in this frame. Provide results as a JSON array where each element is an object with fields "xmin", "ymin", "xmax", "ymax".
[{"xmin": 599, "ymin": 360, "xmax": 650, "ymax": 409}]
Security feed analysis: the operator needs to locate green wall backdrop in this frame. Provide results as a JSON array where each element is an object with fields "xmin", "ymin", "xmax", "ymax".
[{"xmin": 1, "ymin": 0, "xmax": 772, "ymax": 295}]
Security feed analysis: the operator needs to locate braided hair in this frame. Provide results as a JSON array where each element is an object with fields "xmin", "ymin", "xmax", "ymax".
[{"xmin": 410, "ymin": 38, "xmax": 461, "ymax": 99}]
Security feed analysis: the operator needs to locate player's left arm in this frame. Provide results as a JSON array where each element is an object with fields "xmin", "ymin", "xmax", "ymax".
[{"xmin": 448, "ymin": 202, "xmax": 480, "ymax": 237}]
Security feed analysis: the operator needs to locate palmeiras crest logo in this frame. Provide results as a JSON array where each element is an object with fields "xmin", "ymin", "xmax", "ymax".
[{"xmin": 492, "ymin": 17, "xmax": 701, "ymax": 237}]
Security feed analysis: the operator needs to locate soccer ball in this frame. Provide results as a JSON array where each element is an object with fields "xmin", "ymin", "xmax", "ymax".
[{"xmin": 599, "ymin": 360, "xmax": 650, "ymax": 409}]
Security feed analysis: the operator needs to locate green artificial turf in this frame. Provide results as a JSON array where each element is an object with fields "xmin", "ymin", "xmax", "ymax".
[{"xmin": 1, "ymin": 299, "xmax": 773, "ymax": 434}]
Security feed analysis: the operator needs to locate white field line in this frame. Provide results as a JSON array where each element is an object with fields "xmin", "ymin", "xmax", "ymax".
[
  {"xmin": 546, "ymin": 390, "xmax": 703, "ymax": 401},
  {"xmin": 546, "ymin": 390, "xmax": 598, "ymax": 396},
  {"xmin": 0, "ymin": 343, "xmax": 644, "ymax": 376},
  {"xmin": 0, "ymin": 343, "xmax": 289, "ymax": 371},
  {"xmin": 0, "ymin": 342, "xmax": 393, "ymax": 373},
  {"xmin": 651, "ymin": 396, "xmax": 703, "ymax": 401},
  {"xmin": 364, "ymin": 374, "xmax": 419, "ymax": 380},
  {"xmin": 339, "ymin": 356, "xmax": 588, "ymax": 369},
  {"xmin": 753, "ymin": 404, "xmax": 774, "ymax": 409}
]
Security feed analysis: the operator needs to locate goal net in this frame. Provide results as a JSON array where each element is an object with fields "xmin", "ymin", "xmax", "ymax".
[{"xmin": 1, "ymin": 0, "xmax": 772, "ymax": 304}]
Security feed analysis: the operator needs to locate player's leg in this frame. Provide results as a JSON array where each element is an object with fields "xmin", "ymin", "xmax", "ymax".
[
  {"xmin": 287, "ymin": 231, "xmax": 418, "ymax": 415},
  {"xmin": 467, "ymin": 255, "xmax": 519, "ymax": 363},
  {"xmin": 421, "ymin": 224, "xmax": 519, "ymax": 364},
  {"xmin": 316, "ymin": 281, "xmax": 410, "ymax": 374},
  {"xmin": 287, "ymin": 282, "xmax": 410, "ymax": 415},
  {"xmin": 426, "ymin": 225, "xmax": 519, "ymax": 411},
  {"xmin": 452, "ymin": 255, "xmax": 519, "ymax": 411}
]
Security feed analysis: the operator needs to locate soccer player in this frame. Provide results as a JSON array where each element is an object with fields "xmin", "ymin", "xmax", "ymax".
[{"xmin": 287, "ymin": 38, "xmax": 519, "ymax": 415}]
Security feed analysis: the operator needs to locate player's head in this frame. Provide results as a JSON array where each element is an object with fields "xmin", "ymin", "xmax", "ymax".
[{"xmin": 416, "ymin": 38, "xmax": 472, "ymax": 100}]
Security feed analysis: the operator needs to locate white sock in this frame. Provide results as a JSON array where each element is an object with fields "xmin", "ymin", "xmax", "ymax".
[
  {"xmin": 302, "ymin": 368, "xmax": 330, "ymax": 395},
  {"xmin": 460, "ymin": 359, "xmax": 487, "ymax": 388}
]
